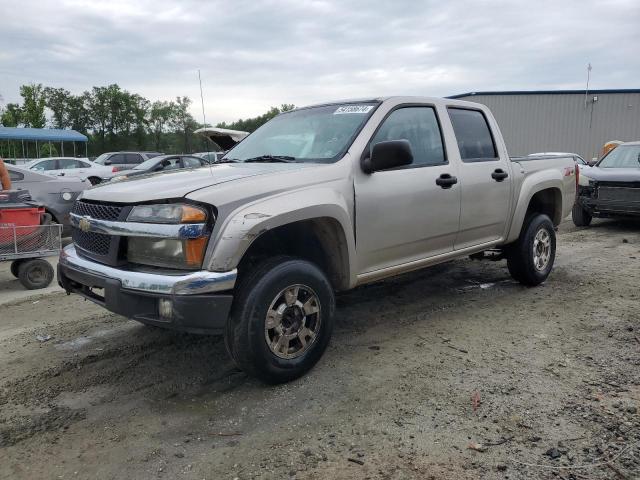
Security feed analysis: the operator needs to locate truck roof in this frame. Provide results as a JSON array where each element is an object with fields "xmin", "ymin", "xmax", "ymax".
[{"xmin": 298, "ymin": 96, "xmax": 485, "ymax": 111}]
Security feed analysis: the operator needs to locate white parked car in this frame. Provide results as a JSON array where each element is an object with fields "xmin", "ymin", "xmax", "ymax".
[{"xmin": 27, "ymin": 157, "xmax": 117, "ymax": 185}]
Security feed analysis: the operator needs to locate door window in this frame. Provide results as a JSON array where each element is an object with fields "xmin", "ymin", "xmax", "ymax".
[
  {"xmin": 447, "ymin": 108, "xmax": 498, "ymax": 162},
  {"xmin": 182, "ymin": 156, "xmax": 203, "ymax": 168},
  {"xmin": 31, "ymin": 159, "xmax": 58, "ymax": 171},
  {"xmin": 109, "ymin": 153, "xmax": 126, "ymax": 164},
  {"xmin": 157, "ymin": 157, "xmax": 181, "ymax": 171},
  {"xmin": 58, "ymin": 159, "xmax": 84, "ymax": 169},
  {"xmin": 370, "ymin": 107, "xmax": 446, "ymax": 167},
  {"xmin": 125, "ymin": 153, "xmax": 143, "ymax": 165}
]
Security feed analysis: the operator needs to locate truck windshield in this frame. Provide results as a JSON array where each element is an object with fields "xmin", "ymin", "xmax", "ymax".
[
  {"xmin": 222, "ymin": 103, "xmax": 379, "ymax": 163},
  {"xmin": 598, "ymin": 145, "xmax": 640, "ymax": 169}
]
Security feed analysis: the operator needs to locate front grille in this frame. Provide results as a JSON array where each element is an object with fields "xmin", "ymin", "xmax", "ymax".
[
  {"xmin": 598, "ymin": 186, "xmax": 640, "ymax": 203},
  {"xmin": 72, "ymin": 200, "xmax": 124, "ymax": 221},
  {"xmin": 72, "ymin": 229, "xmax": 111, "ymax": 256},
  {"xmin": 71, "ymin": 201, "xmax": 128, "ymax": 261}
]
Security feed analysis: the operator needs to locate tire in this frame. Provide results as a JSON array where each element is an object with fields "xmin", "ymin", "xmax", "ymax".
[
  {"xmin": 10, "ymin": 260, "xmax": 24, "ymax": 278},
  {"xmin": 226, "ymin": 256, "xmax": 335, "ymax": 384},
  {"xmin": 507, "ymin": 214, "xmax": 556, "ymax": 286},
  {"xmin": 87, "ymin": 177, "xmax": 101, "ymax": 186},
  {"xmin": 18, "ymin": 259, "xmax": 55, "ymax": 290},
  {"xmin": 572, "ymin": 203, "xmax": 592, "ymax": 227}
]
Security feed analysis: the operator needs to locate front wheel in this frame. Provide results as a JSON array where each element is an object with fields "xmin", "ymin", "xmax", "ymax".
[
  {"xmin": 572, "ymin": 203, "xmax": 592, "ymax": 227},
  {"xmin": 226, "ymin": 256, "xmax": 335, "ymax": 384},
  {"xmin": 507, "ymin": 214, "xmax": 556, "ymax": 286}
]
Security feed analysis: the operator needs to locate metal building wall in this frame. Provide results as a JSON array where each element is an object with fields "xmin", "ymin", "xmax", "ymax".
[{"xmin": 454, "ymin": 92, "xmax": 640, "ymax": 161}]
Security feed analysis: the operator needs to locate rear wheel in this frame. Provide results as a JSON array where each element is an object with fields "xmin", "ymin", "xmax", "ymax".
[
  {"xmin": 226, "ymin": 256, "xmax": 335, "ymax": 384},
  {"xmin": 87, "ymin": 177, "xmax": 101, "ymax": 186},
  {"xmin": 507, "ymin": 214, "xmax": 556, "ymax": 286},
  {"xmin": 18, "ymin": 259, "xmax": 54, "ymax": 290},
  {"xmin": 572, "ymin": 203, "xmax": 592, "ymax": 227}
]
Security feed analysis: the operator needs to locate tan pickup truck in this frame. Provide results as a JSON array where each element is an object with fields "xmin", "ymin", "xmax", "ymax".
[{"xmin": 58, "ymin": 96, "xmax": 577, "ymax": 383}]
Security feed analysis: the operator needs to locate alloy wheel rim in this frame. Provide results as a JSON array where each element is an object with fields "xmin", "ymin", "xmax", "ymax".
[
  {"xmin": 533, "ymin": 228, "xmax": 551, "ymax": 271},
  {"xmin": 264, "ymin": 284, "xmax": 321, "ymax": 359}
]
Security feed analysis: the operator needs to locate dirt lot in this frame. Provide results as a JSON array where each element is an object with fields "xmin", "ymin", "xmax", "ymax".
[{"xmin": 1, "ymin": 220, "xmax": 639, "ymax": 480}]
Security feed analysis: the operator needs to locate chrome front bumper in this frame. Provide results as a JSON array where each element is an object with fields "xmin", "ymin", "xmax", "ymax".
[{"xmin": 59, "ymin": 244, "xmax": 236, "ymax": 295}]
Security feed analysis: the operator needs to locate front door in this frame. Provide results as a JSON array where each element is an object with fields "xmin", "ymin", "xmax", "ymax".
[{"xmin": 354, "ymin": 105, "xmax": 461, "ymax": 274}]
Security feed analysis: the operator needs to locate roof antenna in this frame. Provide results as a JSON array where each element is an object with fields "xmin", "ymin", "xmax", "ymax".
[{"xmin": 198, "ymin": 69, "xmax": 213, "ymax": 176}]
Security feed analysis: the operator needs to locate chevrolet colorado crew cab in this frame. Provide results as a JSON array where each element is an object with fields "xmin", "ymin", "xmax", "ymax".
[{"xmin": 58, "ymin": 97, "xmax": 577, "ymax": 383}]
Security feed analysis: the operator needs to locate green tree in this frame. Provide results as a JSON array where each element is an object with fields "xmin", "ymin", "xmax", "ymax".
[
  {"xmin": 88, "ymin": 86, "xmax": 110, "ymax": 150},
  {"xmin": 44, "ymin": 87, "xmax": 71, "ymax": 128},
  {"xmin": 20, "ymin": 83, "xmax": 47, "ymax": 128},
  {"xmin": 149, "ymin": 100, "xmax": 174, "ymax": 151},
  {"xmin": 217, "ymin": 104, "xmax": 296, "ymax": 132},
  {"xmin": 1, "ymin": 103, "xmax": 23, "ymax": 127},
  {"xmin": 170, "ymin": 96, "xmax": 197, "ymax": 152}
]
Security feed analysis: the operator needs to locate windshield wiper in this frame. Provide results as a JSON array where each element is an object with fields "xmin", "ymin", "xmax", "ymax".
[
  {"xmin": 244, "ymin": 155, "xmax": 297, "ymax": 163},
  {"xmin": 215, "ymin": 158, "xmax": 241, "ymax": 164}
]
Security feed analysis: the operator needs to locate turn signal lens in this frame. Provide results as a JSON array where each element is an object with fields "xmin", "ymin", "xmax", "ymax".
[
  {"xmin": 184, "ymin": 237, "xmax": 208, "ymax": 267},
  {"xmin": 181, "ymin": 205, "xmax": 207, "ymax": 223}
]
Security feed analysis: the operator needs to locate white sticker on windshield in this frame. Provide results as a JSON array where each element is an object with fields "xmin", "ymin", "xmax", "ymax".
[{"xmin": 334, "ymin": 105, "xmax": 374, "ymax": 114}]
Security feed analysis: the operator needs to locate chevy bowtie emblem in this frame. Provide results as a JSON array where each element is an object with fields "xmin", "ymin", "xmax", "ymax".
[{"xmin": 79, "ymin": 217, "xmax": 91, "ymax": 233}]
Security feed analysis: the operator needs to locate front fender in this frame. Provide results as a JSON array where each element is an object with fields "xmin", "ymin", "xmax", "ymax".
[
  {"xmin": 205, "ymin": 187, "xmax": 355, "ymax": 281},
  {"xmin": 506, "ymin": 169, "xmax": 566, "ymax": 243}
]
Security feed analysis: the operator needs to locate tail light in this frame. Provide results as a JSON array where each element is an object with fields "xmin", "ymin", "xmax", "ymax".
[{"xmin": 112, "ymin": 166, "xmax": 119, "ymax": 172}]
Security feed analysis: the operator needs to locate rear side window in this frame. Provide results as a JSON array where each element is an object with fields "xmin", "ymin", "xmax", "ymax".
[
  {"xmin": 9, "ymin": 170, "xmax": 24, "ymax": 181},
  {"xmin": 371, "ymin": 107, "xmax": 446, "ymax": 167},
  {"xmin": 125, "ymin": 153, "xmax": 142, "ymax": 165},
  {"xmin": 448, "ymin": 108, "xmax": 498, "ymax": 162}
]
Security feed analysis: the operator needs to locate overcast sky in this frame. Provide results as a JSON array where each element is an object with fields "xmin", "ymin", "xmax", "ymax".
[{"xmin": 1, "ymin": 0, "xmax": 639, "ymax": 124}]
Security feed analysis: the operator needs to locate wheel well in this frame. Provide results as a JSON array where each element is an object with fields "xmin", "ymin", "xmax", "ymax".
[
  {"xmin": 44, "ymin": 208, "xmax": 61, "ymax": 224},
  {"xmin": 526, "ymin": 188, "xmax": 562, "ymax": 226},
  {"xmin": 237, "ymin": 218, "xmax": 350, "ymax": 291}
]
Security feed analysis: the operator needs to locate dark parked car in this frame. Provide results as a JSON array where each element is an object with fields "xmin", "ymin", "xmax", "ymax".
[
  {"xmin": 573, "ymin": 141, "xmax": 640, "ymax": 226},
  {"xmin": 108, "ymin": 155, "xmax": 208, "ymax": 182},
  {"xmin": 93, "ymin": 151, "xmax": 163, "ymax": 171},
  {"xmin": 6, "ymin": 164, "xmax": 90, "ymax": 233}
]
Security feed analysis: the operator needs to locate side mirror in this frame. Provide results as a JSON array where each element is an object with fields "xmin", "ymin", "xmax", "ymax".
[
  {"xmin": 361, "ymin": 140, "xmax": 413, "ymax": 174},
  {"xmin": 588, "ymin": 159, "xmax": 598, "ymax": 166},
  {"xmin": 104, "ymin": 160, "xmax": 112, "ymax": 165}
]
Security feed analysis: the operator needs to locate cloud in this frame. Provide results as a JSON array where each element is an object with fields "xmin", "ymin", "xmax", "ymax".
[{"xmin": 0, "ymin": 0, "xmax": 638, "ymax": 123}]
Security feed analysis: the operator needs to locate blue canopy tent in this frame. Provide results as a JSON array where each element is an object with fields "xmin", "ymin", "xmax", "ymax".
[{"xmin": 0, "ymin": 127, "xmax": 89, "ymax": 161}]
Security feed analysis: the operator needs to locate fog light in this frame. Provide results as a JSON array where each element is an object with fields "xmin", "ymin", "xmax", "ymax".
[{"xmin": 158, "ymin": 299, "xmax": 173, "ymax": 320}]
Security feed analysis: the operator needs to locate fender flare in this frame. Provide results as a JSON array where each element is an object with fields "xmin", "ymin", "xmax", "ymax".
[
  {"xmin": 506, "ymin": 171, "xmax": 564, "ymax": 243},
  {"xmin": 205, "ymin": 187, "xmax": 356, "ymax": 286}
]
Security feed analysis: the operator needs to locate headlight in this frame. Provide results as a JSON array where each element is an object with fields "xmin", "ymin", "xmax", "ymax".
[
  {"xmin": 127, "ymin": 237, "xmax": 208, "ymax": 270},
  {"xmin": 127, "ymin": 204, "xmax": 207, "ymax": 224}
]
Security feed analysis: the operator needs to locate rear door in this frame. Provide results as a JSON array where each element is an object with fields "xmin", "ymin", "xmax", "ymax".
[
  {"xmin": 447, "ymin": 107, "xmax": 512, "ymax": 249},
  {"xmin": 354, "ymin": 105, "xmax": 461, "ymax": 273}
]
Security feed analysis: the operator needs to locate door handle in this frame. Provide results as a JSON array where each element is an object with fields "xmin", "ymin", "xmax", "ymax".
[
  {"xmin": 436, "ymin": 173, "xmax": 458, "ymax": 189},
  {"xmin": 491, "ymin": 169, "xmax": 509, "ymax": 182}
]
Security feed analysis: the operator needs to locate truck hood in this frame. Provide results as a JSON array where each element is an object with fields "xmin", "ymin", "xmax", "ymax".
[
  {"xmin": 584, "ymin": 167, "xmax": 640, "ymax": 183},
  {"xmin": 81, "ymin": 163, "xmax": 320, "ymax": 203}
]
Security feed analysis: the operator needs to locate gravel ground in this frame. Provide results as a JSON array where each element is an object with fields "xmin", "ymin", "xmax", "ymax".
[{"xmin": 0, "ymin": 219, "xmax": 639, "ymax": 480}]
